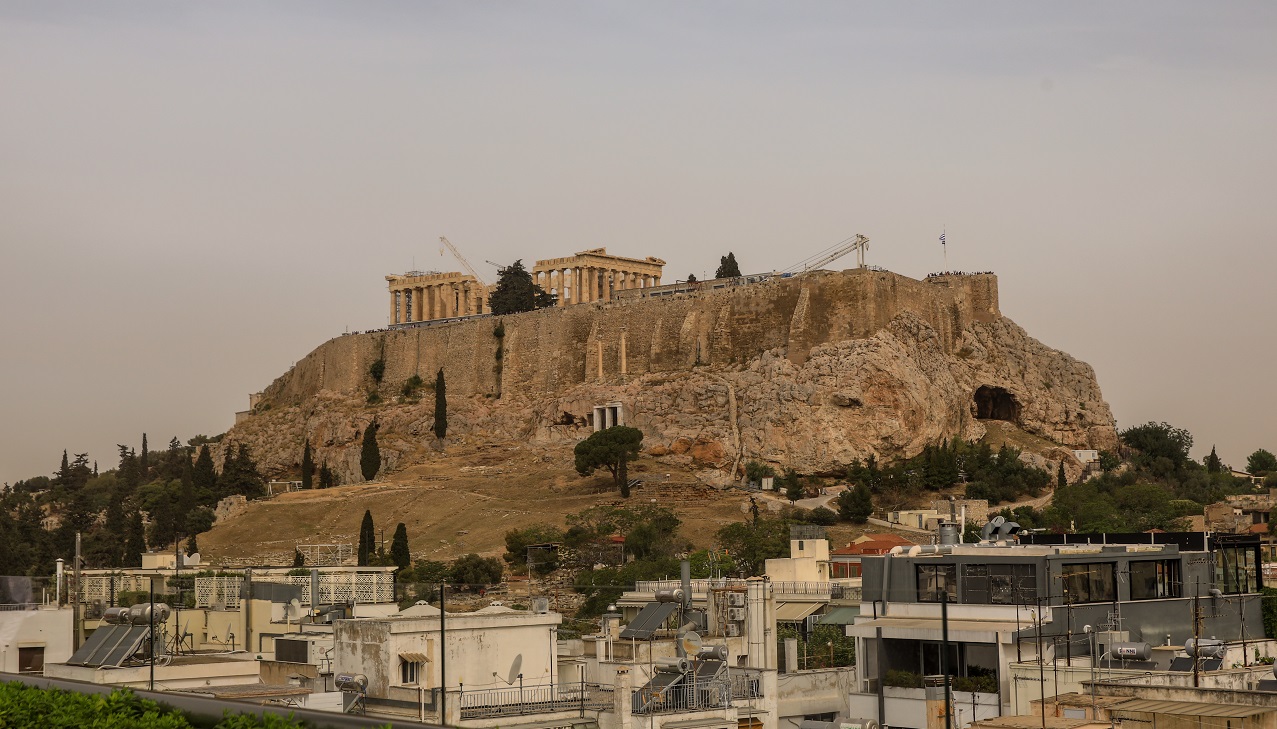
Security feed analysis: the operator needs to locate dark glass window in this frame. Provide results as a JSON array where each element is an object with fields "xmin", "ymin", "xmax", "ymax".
[
  {"xmin": 917, "ymin": 564, "xmax": 957, "ymax": 602},
  {"xmin": 1129, "ymin": 560, "xmax": 1180, "ymax": 600},
  {"xmin": 1060, "ymin": 562, "xmax": 1116, "ymax": 604},
  {"xmin": 963, "ymin": 563, "xmax": 1037, "ymax": 604},
  {"xmin": 1216, "ymin": 546, "xmax": 1259, "ymax": 594}
]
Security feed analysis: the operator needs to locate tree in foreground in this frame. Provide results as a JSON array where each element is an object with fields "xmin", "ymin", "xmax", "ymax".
[
  {"xmin": 357, "ymin": 510, "xmax": 376, "ymax": 566},
  {"xmin": 433, "ymin": 369, "xmax": 447, "ymax": 439},
  {"xmin": 487, "ymin": 259, "xmax": 555, "ymax": 315},
  {"xmin": 360, "ymin": 421, "xmax": 380, "ymax": 481},
  {"xmin": 574, "ymin": 426, "xmax": 644, "ymax": 497},
  {"xmin": 390, "ymin": 522, "xmax": 411, "ymax": 571},
  {"xmin": 715, "ymin": 252, "xmax": 742, "ymax": 279},
  {"xmin": 301, "ymin": 439, "xmax": 314, "ymax": 489},
  {"xmin": 1248, "ymin": 449, "xmax": 1277, "ymax": 476}
]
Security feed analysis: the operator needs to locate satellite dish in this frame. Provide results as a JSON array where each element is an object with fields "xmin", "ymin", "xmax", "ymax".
[
  {"xmin": 285, "ymin": 598, "xmax": 302, "ymax": 620},
  {"xmin": 507, "ymin": 654, "xmax": 523, "ymax": 685},
  {"xmin": 681, "ymin": 631, "xmax": 703, "ymax": 656}
]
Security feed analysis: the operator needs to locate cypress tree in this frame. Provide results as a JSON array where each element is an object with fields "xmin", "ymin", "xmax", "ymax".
[
  {"xmin": 390, "ymin": 523, "xmax": 411, "ymax": 571},
  {"xmin": 185, "ymin": 532, "xmax": 198, "ymax": 557},
  {"xmin": 57, "ymin": 450, "xmax": 70, "ymax": 485},
  {"xmin": 319, "ymin": 462, "xmax": 332, "ymax": 489},
  {"xmin": 433, "ymin": 369, "xmax": 447, "ymax": 439},
  {"xmin": 124, "ymin": 509, "xmax": 146, "ymax": 566},
  {"xmin": 1057, "ymin": 461, "xmax": 1067, "ymax": 489},
  {"xmin": 140, "ymin": 433, "xmax": 149, "ymax": 479},
  {"xmin": 360, "ymin": 422, "xmax": 381, "ymax": 481},
  {"xmin": 358, "ymin": 510, "xmax": 376, "ymax": 566},
  {"xmin": 301, "ymin": 439, "xmax": 314, "ymax": 490},
  {"xmin": 103, "ymin": 491, "xmax": 127, "ymax": 567},
  {"xmin": 193, "ymin": 445, "xmax": 217, "ymax": 503},
  {"xmin": 293, "ymin": 548, "xmax": 305, "ymax": 567},
  {"xmin": 1205, "ymin": 446, "xmax": 1223, "ymax": 473}
]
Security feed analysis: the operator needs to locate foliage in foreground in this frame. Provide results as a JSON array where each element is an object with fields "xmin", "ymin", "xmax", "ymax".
[{"xmin": 0, "ymin": 681, "xmax": 356, "ymax": 728}]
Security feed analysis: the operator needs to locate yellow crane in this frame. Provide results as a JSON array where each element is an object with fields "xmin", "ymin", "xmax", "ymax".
[{"xmin": 438, "ymin": 236, "xmax": 489, "ymax": 286}]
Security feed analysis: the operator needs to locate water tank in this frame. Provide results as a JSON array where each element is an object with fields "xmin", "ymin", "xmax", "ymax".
[
  {"xmin": 531, "ymin": 597, "xmax": 550, "ymax": 614},
  {"xmin": 1110, "ymin": 642, "xmax": 1152, "ymax": 661},
  {"xmin": 654, "ymin": 657, "xmax": 690, "ymax": 674},
  {"xmin": 102, "ymin": 607, "xmax": 131, "ymax": 625},
  {"xmin": 1185, "ymin": 638, "xmax": 1226, "ymax": 659},
  {"xmin": 335, "ymin": 673, "xmax": 369, "ymax": 692},
  {"xmin": 127, "ymin": 602, "xmax": 171, "ymax": 625},
  {"xmin": 697, "ymin": 645, "xmax": 728, "ymax": 661},
  {"xmin": 655, "ymin": 589, "xmax": 685, "ymax": 604},
  {"xmin": 938, "ymin": 522, "xmax": 960, "ymax": 546}
]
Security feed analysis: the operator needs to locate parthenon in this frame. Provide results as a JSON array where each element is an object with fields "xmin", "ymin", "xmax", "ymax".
[
  {"xmin": 385, "ymin": 271, "xmax": 488, "ymax": 325},
  {"xmin": 532, "ymin": 248, "xmax": 665, "ymax": 307}
]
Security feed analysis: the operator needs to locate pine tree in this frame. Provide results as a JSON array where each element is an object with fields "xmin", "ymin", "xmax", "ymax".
[
  {"xmin": 487, "ymin": 260, "xmax": 555, "ymax": 314},
  {"xmin": 319, "ymin": 462, "xmax": 333, "ymax": 489},
  {"xmin": 140, "ymin": 433, "xmax": 149, "ymax": 479},
  {"xmin": 1057, "ymin": 461, "xmax": 1068, "ymax": 489},
  {"xmin": 687, "ymin": 273, "xmax": 698, "ymax": 283},
  {"xmin": 185, "ymin": 532, "xmax": 198, "ymax": 556},
  {"xmin": 293, "ymin": 548, "xmax": 305, "ymax": 567},
  {"xmin": 360, "ymin": 422, "xmax": 381, "ymax": 481},
  {"xmin": 124, "ymin": 510, "xmax": 146, "ymax": 566},
  {"xmin": 715, "ymin": 252, "xmax": 741, "ymax": 279},
  {"xmin": 433, "ymin": 369, "xmax": 448, "ymax": 439},
  {"xmin": 390, "ymin": 523, "xmax": 411, "ymax": 571},
  {"xmin": 358, "ymin": 510, "xmax": 376, "ymax": 566},
  {"xmin": 57, "ymin": 450, "xmax": 70, "ymax": 486},
  {"xmin": 301, "ymin": 439, "xmax": 314, "ymax": 490},
  {"xmin": 103, "ymin": 489, "xmax": 128, "ymax": 567}
]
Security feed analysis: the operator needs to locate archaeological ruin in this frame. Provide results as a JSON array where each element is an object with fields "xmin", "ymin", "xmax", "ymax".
[{"xmin": 531, "ymin": 248, "xmax": 665, "ymax": 306}]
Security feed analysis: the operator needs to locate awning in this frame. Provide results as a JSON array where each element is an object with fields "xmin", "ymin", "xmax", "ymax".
[
  {"xmin": 775, "ymin": 602, "xmax": 823, "ymax": 622},
  {"xmin": 846, "ymin": 616, "xmax": 1022, "ymax": 642},
  {"xmin": 817, "ymin": 606, "xmax": 860, "ymax": 625},
  {"xmin": 399, "ymin": 652, "xmax": 430, "ymax": 663},
  {"xmin": 1112, "ymin": 699, "xmax": 1273, "ymax": 718}
]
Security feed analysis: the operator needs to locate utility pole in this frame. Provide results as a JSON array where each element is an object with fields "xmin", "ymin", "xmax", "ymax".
[
  {"xmin": 439, "ymin": 583, "xmax": 447, "ymax": 723},
  {"xmin": 72, "ymin": 532, "xmax": 82, "ymax": 650},
  {"xmin": 941, "ymin": 592, "xmax": 952, "ymax": 729},
  {"xmin": 1193, "ymin": 577, "xmax": 1202, "ymax": 688},
  {"xmin": 1035, "ymin": 598, "xmax": 1046, "ymax": 729}
]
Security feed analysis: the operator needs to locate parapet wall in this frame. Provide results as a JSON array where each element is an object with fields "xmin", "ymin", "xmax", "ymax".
[{"xmin": 261, "ymin": 270, "xmax": 1001, "ymax": 405}]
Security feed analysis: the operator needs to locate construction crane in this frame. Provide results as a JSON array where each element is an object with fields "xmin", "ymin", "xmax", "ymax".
[
  {"xmin": 781, "ymin": 234, "xmax": 870, "ymax": 275},
  {"xmin": 438, "ymin": 236, "xmax": 488, "ymax": 286}
]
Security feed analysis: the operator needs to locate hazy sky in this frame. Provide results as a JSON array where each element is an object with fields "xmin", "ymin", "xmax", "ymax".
[{"xmin": 2, "ymin": 2, "xmax": 1275, "ymax": 484}]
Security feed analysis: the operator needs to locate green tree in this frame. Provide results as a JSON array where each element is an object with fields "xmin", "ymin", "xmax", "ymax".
[
  {"xmin": 504, "ymin": 524, "xmax": 564, "ymax": 574},
  {"xmin": 448, "ymin": 553, "xmax": 505, "ymax": 588},
  {"xmin": 433, "ymin": 369, "xmax": 447, "ymax": 439},
  {"xmin": 1057, "ymin": 461, "xmax": 1067, "ymax": 489},
  {"xmin": 360, "ymin": 421, "xmax": 381, "ymax": 481},
  {"xmin": 185, "ymin": 532, "xmax": 198, "ymax": 556},
  {"xmin": 716, "ymin": 516, "xmax": 792, "ymax": 576},
  {"xmin": 390, "ymin": 522, "xmax": 411, "ymax": 571},
  {"xmin": 837, "ymin": 483, "xmax": 874, "ymax": 523},
  {"xmin": 1120, "ymin": 421, "xmax": 1193, "ymax": 469},
  {"xmin": 1248, "ymin": 449, "xmax": 1277, "ymax": 476},
  {"xmin": 574, "ymin": 426, "xmax": 644, "ymax": 496},
  {"xmin": 369, "ymin": 358, "xmax": 386, "ymax": 383},
  {"xmin": 140, "ymin": 433, "xmax": 149, "ymax": 480},
  {"xmin": 293, "ymin": 548, "xmax": 305, "ymax": 567},
  {"xmin": 319, "ymin": 461, "xmax": 333, "ymax": 489},
  {"xmin": 122, "ymin": 510, "xmax": 145, "ymax": 566},
  {"xmin": 487, "ymin": 260, "xmax": 555, "ymax": 315},
  {"xmin": 715, "ymin": 252, "xmax": 741, "ymax": 278},
  {"xmin": 1204, "ymin": 446, "xmax": 1223, "ymax": 473},
  {"xmin": 301, "ymin": 439, "xmax": 314, "ymax": 490},
  {"xmin": 781, "ymin": 469, "xmax": 804, "ymax": 502},
  {"xmin": 686, "ymin": 273, "xmax": 698, "ymax": 283},
  {"xmin": 192, "ymin": 445, "xmax": 217, "ymax": 502},
  {"xmin": 358, "ymin": 510, "xmax": 376, "ymax": 566},
  {"xmin": 219, "ymin": 444, "xmax": 265, "ymax": 500}
]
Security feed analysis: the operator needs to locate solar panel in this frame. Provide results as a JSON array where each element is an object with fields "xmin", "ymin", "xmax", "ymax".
[
  {"xmin": 692, "ymin": 659, "xmax": 725, "ymax": 682},
  {"xmin": 620, "ymin": 602, "xmax": 677, "ymax": 639},
  {"xmin": 67, "ymin": 625, "xmax": 153, "ymax": 667},
  {"xmin": 1169, "ymin": 657, "xmax": 1194, "ymax": 672},
  {"xmin": 1201, "ymin": 658, "xmax": 1223, "ymax": 671}
]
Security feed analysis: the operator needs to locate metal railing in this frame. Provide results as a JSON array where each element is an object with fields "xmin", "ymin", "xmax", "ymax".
[
  {"xmin": 632, "ymin": 678, "xmax": 734, "ymax": 715},
  {"xmin": 0, "ymin": 603, "xmax": 40, "ymax": 611},
  {"xmin": 460, "ymin": 682, "xmax": 614, "ymax": 719}
]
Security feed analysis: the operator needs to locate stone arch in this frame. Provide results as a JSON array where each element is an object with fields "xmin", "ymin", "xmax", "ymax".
[{"xmin": 974, "ymin": 385, "xmax": 1021, "ymax": 422}]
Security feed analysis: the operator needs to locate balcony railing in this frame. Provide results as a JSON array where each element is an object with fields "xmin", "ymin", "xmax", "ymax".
[{"xmin": 459, "ymin": 682, "xmax": 614, "ymax": 719}]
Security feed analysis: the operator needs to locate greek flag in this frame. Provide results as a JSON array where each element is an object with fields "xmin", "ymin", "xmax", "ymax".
[{"xmin": 940, "ymin": 232, "xmax": 946, "ymax": 246}]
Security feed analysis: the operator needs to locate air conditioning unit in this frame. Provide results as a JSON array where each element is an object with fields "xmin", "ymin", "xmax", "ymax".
[
  {"xmin": 727, "ymin": 593, "xmax": 746, "ymax": 607},
  {"xmin": 725, "ymin": 623, "xmax": 740, "ymax": 637},
  {"xmin": 727, "ymin": 607, "xmax": 746, "ymax": 621}
]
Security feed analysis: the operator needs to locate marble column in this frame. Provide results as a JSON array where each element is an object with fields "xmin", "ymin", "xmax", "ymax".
[
  {"xmin": 390, "ymin": 291, "xmax": 398, "ymax": 324},
  {"xmin": 603, "ymin": 269, "xmax": 612, "ymax": 302},
  {"xmin": 413, "ymin": 287, "xmax": 424, "ymax": 321}
]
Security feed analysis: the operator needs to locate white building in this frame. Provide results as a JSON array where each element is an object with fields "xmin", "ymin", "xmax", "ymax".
[{"xmin": 0, "ymin": 606, "xmax": 74, "ymax": 674}]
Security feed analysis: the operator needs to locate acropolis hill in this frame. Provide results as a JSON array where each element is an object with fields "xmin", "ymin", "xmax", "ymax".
[{"xmin": 225, "ymin": 267, "xmax": 1118, "ymax": 485}]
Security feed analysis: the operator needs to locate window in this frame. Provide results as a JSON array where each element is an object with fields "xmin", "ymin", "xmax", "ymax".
[
  {"xmin": 917, "ymin": 564, "xmax": 957, "ymax": 602},
  {"xmin": 17, "ymin": 647, "xmax": 44, "ymax": 674},
  {"xmin": 963, "ymin": 563, "xmax": 1037, "ymax": 605},
  {"xmin": 400, "ymin": 659, "xmax": 420, "ymax": 685},
  {"xmin": 1216, "ymin": 545, "xmax": 1260, "ymax": 594},
  {"xmin": 1060, "ymin": 563, "xmax": 1116, "ymax": 604},
  {"xmin": 1129, "ymin": 560, "xmax": 1181, "ymax": 600}
]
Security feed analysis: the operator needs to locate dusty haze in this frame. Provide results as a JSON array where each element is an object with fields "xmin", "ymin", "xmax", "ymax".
[{"xmin": 1, "ymin": 2, "xmax": 1274, "ymax": 483}]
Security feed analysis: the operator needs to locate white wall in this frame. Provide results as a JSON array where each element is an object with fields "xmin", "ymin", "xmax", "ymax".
[{"xmin": 0, "ymin": 608, "xmax": 73, "ymax": 673}]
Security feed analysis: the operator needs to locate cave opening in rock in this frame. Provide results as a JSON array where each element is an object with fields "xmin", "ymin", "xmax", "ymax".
[{"xmin": 974, "ymin": 385, "xmax": 1021, "ymax": 422}]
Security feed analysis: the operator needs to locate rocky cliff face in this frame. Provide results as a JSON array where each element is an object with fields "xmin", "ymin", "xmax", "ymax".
[{"xmin": 223, "ymin": 271, "xmax": 1116, "ymax": 483}]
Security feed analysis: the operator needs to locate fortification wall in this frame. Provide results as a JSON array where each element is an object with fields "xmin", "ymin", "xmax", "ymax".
[{"xmin": 262, "ymin": 269, "xmax": 1001, "ymax": 405}]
